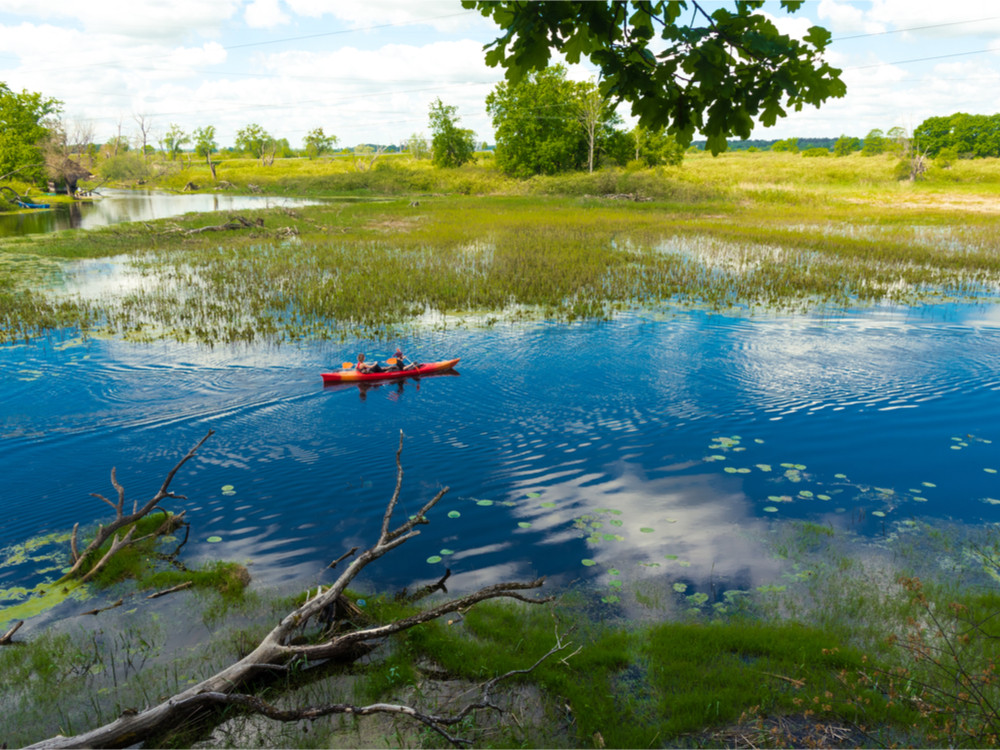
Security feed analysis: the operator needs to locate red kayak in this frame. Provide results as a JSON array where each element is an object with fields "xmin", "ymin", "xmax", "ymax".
[{"xmin": 321, "ymin": 358, "xmax": 459, "ymax": 383}]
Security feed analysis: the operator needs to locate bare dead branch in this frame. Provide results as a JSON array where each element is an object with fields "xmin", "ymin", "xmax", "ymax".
[
  {"xmin": 78, "ymin": 528, "xmax": 136, "ymax": 584},
  {"xmin": 28, "ymin": 434, "xmax": 551, "ymax": 750},
  {"xmin": 70, "ymin": 522, "xmax": 80, "ymax": 563},
  {"xmin": 146, "ymin": 581, "xmax": 193, "ymax": 600},
  {"xmin": 403, "ymin": 568, "xmax": 452, "ymax": 603},
  {"xmin": 0, "ymin": 620, "xmax": 24, "ymax": 645},
  {"xmin": 80, "ymin": 598, "xmax": 124, "ymax": 617},
  {"xmin": 328, "ymin": 546, "xmax": 358, "ymax": 569},
  {"xmin": 63, "ymin": 430, "xmax": 213, "ymax": 580}
]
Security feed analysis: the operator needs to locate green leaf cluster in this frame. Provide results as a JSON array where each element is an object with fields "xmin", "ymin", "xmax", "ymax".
[
  {"xmin": 485, "ymin": 66, "xmax": 620, "ymax": 177},
  {"xmin": 915, "ymin": 112, "xmax": 1000, "ymax": 159},
  {"xmin": 0, "ymin": 82, "xmax": 61, "ymax": 182},
  {"xmin": 427, "ymin": 99, "xmax": 476, "ymax": 168},
  {"xmin": 464, "ymin": 1, "xmax": 845, "ymax": 154}
]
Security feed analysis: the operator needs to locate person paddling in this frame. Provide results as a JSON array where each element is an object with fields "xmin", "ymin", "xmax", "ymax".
[
  {"xmin": 356, "ymin": 353, "xmax": 382, "ymax": 374},
  {"xmin": 391, "ymin": 347, "xmax": 419, "ymax": 371}
]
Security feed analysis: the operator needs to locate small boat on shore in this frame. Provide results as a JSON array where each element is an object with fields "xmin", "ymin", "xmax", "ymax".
[{"xmin": 321, "ymin": 358, "xmax": 460, "ymax": 383}]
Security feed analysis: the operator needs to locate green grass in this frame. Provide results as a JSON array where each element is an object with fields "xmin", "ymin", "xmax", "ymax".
[{"xmin": 5, "ymin": 152, "xmax": 1000, "ymax": 344}]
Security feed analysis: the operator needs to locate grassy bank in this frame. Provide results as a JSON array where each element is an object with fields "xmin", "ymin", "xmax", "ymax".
[
  {"xmin": 3, "ymin": 152, "xmax": 1000, "ymax": 345},
  {"xmin": 4, "ymin": 519, "xmax": 1000, "ymax": 747}
]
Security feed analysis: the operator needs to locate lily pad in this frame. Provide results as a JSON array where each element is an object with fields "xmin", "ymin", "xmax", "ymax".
[
  {"xmin": 756, "ymin": 464, "xmax": 772, "ymax": 472},
  {"xmin": 673, "ymin": 582, "xmax": 688, "ymax": 593},
  {"xmin": 476, "ymin": 499, "xmax": 494, "ymax": 507},
  {"xmin": 221, "ymin": 485, "xmax": 234, "ymax": 492},
  {"xmin": 517, "ymin": 521, "xmax": 532, "ymax": 529},
  {"xmin": 872, "ymin": 511, "xmax": 886, "ymax": 517},
  {"xmin": 763, "ymin": 506, "xmax": 779, "ymax": 513},
  {"xmin": 426, "ymin": 555, "xmax": 443, "ymax": 564},
  {"xmin": 582, "ymin": 559, "xmax": 597, "ymax": 567},
  {"xmin": 206, "ymin": 536, "xmax": 223, "ymax": 543},
  {"xmin": 447, "ymin": 511, "xmax": 461, "ymax": 519},
  {"xmin": 526, "ymin": 492, "xmax": 542, "ymax": 498},
  {"xmin": 986, "ymin": 468, "xmax": 998, "ymax": 474},
  {"xmin": 922, "ymin": 482, "xmax": 936, "ymax": 488},
  {"xmin": 539, "ymin": 501, "xmax": 557, "ymax": 508},
  {"xmin": 601, "ymin": 595, "xmax": 619, "ymax": 603},
  {"xmin": 639, "ymin": 527, "xmax": 654, "ymax": 533},
  {"xmin": 440, "ymin": 549, "xmax": 454, "ymax": 556}
]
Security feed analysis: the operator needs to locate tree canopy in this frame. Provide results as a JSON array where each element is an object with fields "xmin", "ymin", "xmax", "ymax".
[
  {"xmin": 428, "ymin": 99, "xmax": 476, "ymax": 168},
  {"xmin": 0, "ymin": 83, "xmax": 60, "ymax": 182},
  {"xmin": 304, "ymin": 127, "xmax": 337, "ymax": 158},
  {"xmin": 914, "ymin": 113, "xmax": 1000, "ymax": 159},
  {"xmin": 464, "ymin": 1, "xmax": 845, "ymax": 154},
  {"xmin": 486, "ymin": 65, "xmax": 619, "ymax": 177}
]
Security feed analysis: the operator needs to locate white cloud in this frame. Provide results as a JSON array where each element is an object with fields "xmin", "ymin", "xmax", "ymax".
[
  {"xmin": 245, "ymin": 0, "xmax": 291, "ymax": 29},
  {"xmin": 817, "ymin": 0, "xmax": 886, "ymax": 34},
  {"xmin": 283, "ymin": 0, "xmax": 480, "ymax": 33},
  {"xmin": 868, "ymin": 0, "xmax": 1000, "ymax": 37},
  {"xmin": 0, "ymin": 0, "xmax": 241, "ymax": 39}
]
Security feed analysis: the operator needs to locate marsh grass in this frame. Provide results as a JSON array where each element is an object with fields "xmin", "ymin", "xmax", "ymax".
[{"xmin": 6, "ymin": 152, "xmax": 1000, "ymax": 343}]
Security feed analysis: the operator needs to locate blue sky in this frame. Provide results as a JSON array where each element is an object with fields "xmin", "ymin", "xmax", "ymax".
[{"xmin": 1, "ymin": 0, "xmax": 999, "ymax": 151}]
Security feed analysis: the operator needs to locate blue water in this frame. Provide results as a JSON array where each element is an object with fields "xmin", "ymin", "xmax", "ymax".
[{"xmin": 3, "ymin": 304, "xmax": 1000, "ymax": 608}]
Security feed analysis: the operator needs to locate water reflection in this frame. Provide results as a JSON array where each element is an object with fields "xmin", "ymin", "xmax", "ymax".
[
  {"xmin": 323, "ymin": 370, "xmax": 461, "ymax": 401},
  {"xmin": 3, "ymin": 307, "xmax": 1000, "ymax": 607},
  {"xmin": 0, "ymin": 189, "xmax": 317, "ymax": 237}
]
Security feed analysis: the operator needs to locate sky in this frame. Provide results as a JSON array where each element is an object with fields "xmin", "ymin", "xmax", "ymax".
[{"xmin": 1, "ymin": 0, "xmax": 1000, "ymax": 151}]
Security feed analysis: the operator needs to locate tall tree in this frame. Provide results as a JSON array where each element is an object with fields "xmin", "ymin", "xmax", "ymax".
[
  {"xmin": 0, "ymin": 83, "xmax": 60, "ymax": 182},
  {"xmin": 235, "ymin": 123, "xmax": 274, "ymax": 165},
  {"xmin": 193, "ymin": 125, "xmax": 218, "ymax": 180},
  {"xmin": 464, "ymin": 1, "xmax": 845, "ymax": 154},
  {"xmin": 576, "ymin": 87, "xmax": 609, "ymax": 173},
  {"xmin": 133, "ymin": 113, "xmax": 153, "ymax": 162},
  {"xmin": 407, "ymin": 133, "xmax": 430, "ymax": 160},
  {"xmin": 486, "ymin": 65, "xmax": 592, "ymax": 177},
  {"xmin": 303, "ymin": 127, "xmax": 337, "ymax": 158},
  {"xmin": 162, "ymin": 123, "xmax": 190, "ymax": 161},
  {"xmin": 428, "ymin": 98, "xmax": 476, "ymax": 168}
]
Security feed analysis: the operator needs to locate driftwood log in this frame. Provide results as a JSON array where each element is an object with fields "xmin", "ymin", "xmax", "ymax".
[{"xmin": 28, "ymin": 432, "xmax": 556, "ymax": 749}]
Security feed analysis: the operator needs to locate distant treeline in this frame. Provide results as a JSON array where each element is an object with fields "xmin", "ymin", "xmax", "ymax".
[
  {"xmin": 694, "ymin": 137, "xmax": 842, "ymax": 152},
  {"xmin": 694, "ymin": 113, "xmax": 1000, "ymax": 159}
]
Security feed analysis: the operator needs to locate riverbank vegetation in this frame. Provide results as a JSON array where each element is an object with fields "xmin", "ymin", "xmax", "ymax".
[
  {"xmin": 4, "ymin": 150, "xmax": 1000, "ymax": 345},
  {"xmin": 6, "ymin": 510, "xmax": 1000, "ymax": 747}
]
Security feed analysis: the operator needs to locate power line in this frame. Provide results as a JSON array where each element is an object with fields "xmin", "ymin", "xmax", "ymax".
[
  {"xmin": 847, "ymin": 48, "xmax": 997, "ymax": 71},
  {"xmin": 833, "ymin": 15, "xmax": 1000, "ymax": 41}
]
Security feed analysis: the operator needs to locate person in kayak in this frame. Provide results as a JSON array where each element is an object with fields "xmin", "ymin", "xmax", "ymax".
[
  {"xmin": 388, "ymin": 347, "xmax": 419, "ymax": 371},
  {"xmin": 356, "ymin": 353, "xmax": 382, "ymax": 373}
]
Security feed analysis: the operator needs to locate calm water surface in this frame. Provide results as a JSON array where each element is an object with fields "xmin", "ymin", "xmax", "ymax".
[
  {"xmin": 3, "ymin": 305, "xmax": 1000, "ymax": 612},
  {"xmin": 0, "ymin": 189, "xmax": 315, "ymax": 236}
]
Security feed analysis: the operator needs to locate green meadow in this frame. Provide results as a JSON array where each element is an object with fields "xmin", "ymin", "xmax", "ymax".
[{"xmin": 4, "ymin": 150, "xmax": 1000, "ymax": 345}]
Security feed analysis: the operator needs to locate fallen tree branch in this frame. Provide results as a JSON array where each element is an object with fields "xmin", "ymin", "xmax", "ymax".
[
  {"xmin": 63, "ymin": 431, "xmax": 213, "ymax": 580},
  {"xmin": 146, "ymin": 581, "xmax": 193, "ymax": 600},
  {"xmin": 28, "ymin": 431, "xmax": 553, "ymax": 749},
  {"xmin": 182, "ymin": 215, "xmax": 263, "ymax": 235},
  {"xmin": 0, "ymin": 619, "xmax": 24, "ymax": 645}
]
